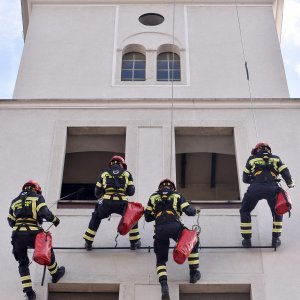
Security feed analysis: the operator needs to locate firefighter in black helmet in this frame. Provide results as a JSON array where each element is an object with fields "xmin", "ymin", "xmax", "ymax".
[
  {"xmin": 240, "ymin": 142, "xmax": 295, "ymax": 248},
  {"xmin": 83, "ymin": 155, "xmax": 141, "ymax": 250},
  {"xmin": 7, "ymin": 180, "xmax": 65, "ymax": 300},
  {"xmin": 144, "ymin": 179, "xmax": 200, "ymax": 300}
]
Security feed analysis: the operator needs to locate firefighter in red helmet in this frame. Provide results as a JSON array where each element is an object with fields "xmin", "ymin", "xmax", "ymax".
[
  {"xmin": 7, "ymin": 180, "xmax": 65, "ymax": 300},
  {"xmin": 83, "ymin": 155, "xmax": 141, "ymax": 250},
  {"xmin": 240, "ymin": 142, "xmax": 295, "ymax": 248},
  {"xmin": 144, "ymin": 179, "xmax": 200, "ymax": 300}
]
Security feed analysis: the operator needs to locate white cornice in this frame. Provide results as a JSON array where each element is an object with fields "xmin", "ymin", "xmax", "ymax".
[
  {"xmin": 1, "ymin": 98, "xmax": 299, "ymax": 109},
  {"xmin": 21, "ymin": 0, "xmax": 283, "ymax": 40}
]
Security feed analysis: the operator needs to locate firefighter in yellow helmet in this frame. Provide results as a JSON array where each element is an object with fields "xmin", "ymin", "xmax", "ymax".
[
  {"xmin": 83, "ymin": 155, "xmax": 141, "ymax": 250},
  {"xmin": 7, "ymin": 180, "xmax": 65, "ymax": 300},
  {"xmin": 144, "ymin": 179, "xmax": 200, "ymax": 300},
  {"xmin": 240, "ymin": 143, "xmax": 294, "ymax": 248}
]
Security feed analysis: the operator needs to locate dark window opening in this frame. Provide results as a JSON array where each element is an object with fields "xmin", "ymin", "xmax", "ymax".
[
  {"xmin": 139, "ymin": 13, "xmax": 164, "ymax": 26},
  {"xmin": 59, "ymin": 127, "xmax": 126, "ymax": 208},
  {"xmin": 175, "ymin": 127, "xmax": 240, "ymax": 208},
  {"xmin": 157, "ymin": 52, "xmax": 181, "ymax": 81},
  {"xmin": 121, "ymin": 52, "xmax": 146, "ymax": 81}
]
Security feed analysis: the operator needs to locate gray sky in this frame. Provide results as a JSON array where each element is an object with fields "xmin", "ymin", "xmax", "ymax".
[{"xmin": 0, "ymin": 0, "xmax": 300, "ymax": 99}]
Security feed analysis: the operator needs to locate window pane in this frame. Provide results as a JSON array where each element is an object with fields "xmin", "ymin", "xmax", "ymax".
[
  {"xmin": 134, "ymin": 61, "xmax": 145, "ymax": 69},
  {"xmin": 170, "ymin": 70, "xmax": 181, "ymax": 81},
  {"xmin": 134, "ymin": 70, "xmax": 145, "ymax": 80},
  {"xmin": 121, "ymin": 70, "xmax": 133, "ymax": 81},
  {"xmin": 134, "ymin": 53, "xmax": 145, "ymax": 60},
  {"xmin": 157, "ymin": 70, "xmax": 169, "ymax": 81},
  {"xmin": 122, "ymin": 61, "xmax": 134, "ymax": 69},
  {"xmin": 170, "ymin": 61, "xmax": 180, "ymax": 69},
  {"xmin": 157, "ymin": 61, "xmax": 168, "ymax": 70}
]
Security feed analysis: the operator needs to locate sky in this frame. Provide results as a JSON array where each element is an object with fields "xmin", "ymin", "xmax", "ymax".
[{"xmin": 0, "ymin": 0, "xmax": 299, "ymax": 99}]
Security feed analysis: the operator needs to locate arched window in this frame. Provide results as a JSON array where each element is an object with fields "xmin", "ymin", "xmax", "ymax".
[
  {"xmin": 157, "ymin": 52, "xmax": 181, "ymax": 81},
  {"xmin": 121, "ymin": 52, "xmax": 146, "ymax": 81}
]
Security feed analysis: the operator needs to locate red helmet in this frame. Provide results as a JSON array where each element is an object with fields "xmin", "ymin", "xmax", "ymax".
[
  {"xmin": 22, "ymin": 180, "xmax": 42, "ymax": 194},
  {"xmin": 251, "ymin": 142, "xmax": 272, "ymax": 155},
  {"xmin": 158, "ymin": 178, "xmax": 176, "ymax": 191},
  {"xmin": 109, "ymin": 155, "xmax": 127, "ymax": 170}
]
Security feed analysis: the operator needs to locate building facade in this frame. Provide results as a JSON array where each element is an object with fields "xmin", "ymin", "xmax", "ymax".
[{"xmin": 1, "ymin": 0, "xmax": 300, "ymax": 299}]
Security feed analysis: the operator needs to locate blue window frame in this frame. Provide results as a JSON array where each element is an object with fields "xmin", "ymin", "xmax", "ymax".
[
  {"xmin": 121, "ymin": 52, "xmax": 146, "ymax": 81},
  {"xmin": 157, "ymin": 52, "xmax": 181, "ymax": 81}
]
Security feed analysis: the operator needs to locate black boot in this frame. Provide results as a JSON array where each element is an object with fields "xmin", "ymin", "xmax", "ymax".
[
  {"xmin": 52, "ymin": 266, "xmax": 65, "ymax": 283},
  {"xmin": 242, "ymin": 238, "xmax": 252, "ymax": 248},
  {"xmin": 84, "ymin": 240, "xmax": 93, "ymax": 251},
  {"xmin": 272, "ymin": 237, "xmax": 281, "ymax": 248},
  {"xmin": 160, "ymin": 280, "xmax": 170, "ymax": 300},
  {"xmin": 26, "ymin": 290, "xmax": 36, "ymax": 300},
  {"xmin": 130, "ymin": 239, "xmax": 141, "ymax": 250},
  {"xmin": 190, "ymin": 269, "xmax": 201, "ymax": 283}
]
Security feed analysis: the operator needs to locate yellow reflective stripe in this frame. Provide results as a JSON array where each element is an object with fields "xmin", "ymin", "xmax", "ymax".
[
  {"xmin": 188, "ymin": 260, "xmax": 199, "ymax": 265},
  {"xmin": 8, "ymin": 214, "xmax": 16, "ymax": 221},
  {"xmin": 96, "ymin": 181, "xmax": 101, "ymax": 187},
  {"xmin": 273, "ymin": 222, "xmax": 283, "ymax": 226},
  {"xmin": 12, "ymin": 200, "xmax": 22, "ymax": 210},
  {"xmin": 181, "ymin": 202, "xmax": 189, "ymax": 209},
  {"xmin": 158, "ymin": 272, "xmax": 167, "ymax": 277},
  {"xmin": 129, "ymin": 228, "xmax": 139, "ymax": 234},
  {"xmin": 278, "ymin": 165, "xmax": 287, "ymax": 172},
  {"xmin": 83, "ymin": 234, "xmax": 94, "ymax": 241},
  {"xmin": 102, "ymin": 174, "xmax": 107, "ymax": 189},
  {"xmin": 129, "ymin": 235, "xmax": 141, "ymax": 241},
  {"xmin": 86, "ymin": 228, "xmax": 96, "ymax": 235},
  {"xmin": 244, "ymin": 168, "xmax": 250, "ymax": 174},
  {"xmin": 157, "ymin": 266, "xmax": 166, "ymax": 271},
  {"xmin": 254, "ymin": 171, "xmax": 263, "ymax": 176},
  {"xmin": 32, "ymin": 198, "xmax": 37, "ymax": 220},
  {"xmin": 26, "ymin": 197, "xmax": 39, "ymax": 201},
  {"xmin": 48, "ymin": 265, "xmax": 58, "ymax": 275},
  {"xmin": 22, "ymin": 283, "xmax": 32, "ymax": 288},
  {"xmin": 36, "ymin": 203, "xmax": 46, "ymax": 212},
  {"xmin": 241, "ymin": 230, "xmax": 252, "ymax": 234},
  {"xmin": 146, "ymin": 206, "xmax": 153, "ymax": 211},
  {"xmin": 128, "ymin": 181, "xmax": 133, "ymax": 185},
  {"xmin": 240, "ymin": 223, "xmax": 252, "ymax": 227},
  {"xmin": 13, "ymin": 226, "xmax": 39, "ymax": 231},
  {"xmin": 21, "ymin": 275, "xmax": 31, "ymax": 281},
  {"xmin": 188, "ymin": 253, "xmax": 199, "ymax": 258},
  {"xmin": 48, "ymin": 262, "xmax": 57, "ymax": 269},
  {"xmin": 272, "ymin": 229, "xmax": 282, "ymax": 233}
]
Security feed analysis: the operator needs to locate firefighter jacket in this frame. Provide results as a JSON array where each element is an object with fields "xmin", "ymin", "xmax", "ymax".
[
  {"xmin": 7, "ymin": 191, "xmax": 58, "ymax": 232},
  {"xmin": 144, "ymin": 188, "xmax": 196, "ymax": 224},
  {"xmin": 94, "ymin": 164, "xmax": 135, "ymax": 200},
  {"xmin": 243, "ymin": 149, "xmax": 294, "ymax": 186}
]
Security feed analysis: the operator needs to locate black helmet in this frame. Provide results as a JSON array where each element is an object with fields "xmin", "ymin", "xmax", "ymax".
[{"xmin": 158, "ymin": 178, "xmax": 176, "ymax": 191}]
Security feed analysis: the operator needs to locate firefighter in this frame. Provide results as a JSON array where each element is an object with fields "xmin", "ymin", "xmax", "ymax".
[
  {"xmin": 83, "ymin": 155, "xmax": 141, "ymax": 250},
  {"xmin": 240, "ymin": 142, "xmax": 295, "ymax": 248},
  {"xmin": 144, "ymin": 179, "xmax": 200, "ymax": 300},
  {"xmin": 7, "ymin": 180, "xmax": 65, "ymax": 300}
]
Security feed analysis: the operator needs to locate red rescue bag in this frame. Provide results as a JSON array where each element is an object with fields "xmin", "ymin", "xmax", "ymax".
[
  {"xmin": 118, "ymin": 202, "xmax": 144, "ymax": 235},
  {"xmin": 173, "ymin": 228, "xmax": 198, "ymax": 264},
  {"xmin": 33, "ymin": 231, "xmax": 52, "ymax": 266},
  {"xmin": 275, "ymin": 188, "xmax": 292, "ymax": 216}
]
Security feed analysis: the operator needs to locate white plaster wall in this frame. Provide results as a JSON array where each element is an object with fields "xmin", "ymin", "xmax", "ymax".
[
  {"xmin": 13, "ymin": 3, "xmax": 289, "ymax": 99},
  {"xmin": 0, "ymin": 99, "xmax": 299, "ymax": 299}
]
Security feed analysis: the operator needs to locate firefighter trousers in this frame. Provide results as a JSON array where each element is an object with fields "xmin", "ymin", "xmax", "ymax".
[
  {"xmin": 83, "ymin": 199, "xmax": 141, "ymax": 243},
  {"xmin": 154, "ymin": 221, "xmax": 199, "ymax": 282},
  {"xmin": 240, "ymin": 182, "xmax": 282, "ymax": 239},
  {"xmin": 12, "ymin": 231, "xmax": 59, "ymax": 293}
]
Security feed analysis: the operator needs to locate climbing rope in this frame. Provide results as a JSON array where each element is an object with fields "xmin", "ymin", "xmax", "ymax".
[{"xmin": 234, "ymin": 0, "xmax": 259, "ymax": 142}]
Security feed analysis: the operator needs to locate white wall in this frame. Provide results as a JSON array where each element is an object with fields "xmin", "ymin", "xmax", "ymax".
[
  {"xmin": 13, "ymin": 3, "xmax": 289, "ymax": 99},
  {"xmin": 0, "ymin": 99, "xmax": 299, "ymax": 299}
]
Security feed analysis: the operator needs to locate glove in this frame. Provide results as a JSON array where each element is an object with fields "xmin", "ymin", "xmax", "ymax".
[
  {"xmin": 53, "ymin": 216, "xmax": 60, "ymax": 227},
  {"xmin": 288, "ymin": 183, "xmax": 295, "ymax": 189}
]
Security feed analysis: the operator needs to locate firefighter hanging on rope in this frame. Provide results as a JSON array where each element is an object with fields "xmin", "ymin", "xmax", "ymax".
[
  {"xmin": 240, "ymin": 142, "xmax": 295, "ymax": 248},
  {"xmin": 7, "ymin": 180, "xmax": 65, "ymax": 300},
  {"xmin": 83, "ymin": 155, "xmax": 142, "ymax": 250},
  {"xmin": 144, "ymin": 179, "xmax": 200, "ymax": 300}
]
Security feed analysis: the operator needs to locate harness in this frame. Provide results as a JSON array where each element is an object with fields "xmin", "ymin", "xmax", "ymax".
[{"xmin": 252, "ymin": 154, "xmax": 277, "ymax": 183}]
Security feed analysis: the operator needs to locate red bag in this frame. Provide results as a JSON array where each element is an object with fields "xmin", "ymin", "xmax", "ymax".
[
  {"xmin": 275, "ymin": 188, "xmax": 292, "ymax": 216},
  {"xmin": 33, "ymin": 231, "xmax": 52, "ymax": 266},
  {"xmin": 118, "ymin": 202, "xmax": 144, "ymax": 235},
  {"xmin": 173, "ymin": 228, "xmax": 198, "ymax": 264}
]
